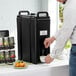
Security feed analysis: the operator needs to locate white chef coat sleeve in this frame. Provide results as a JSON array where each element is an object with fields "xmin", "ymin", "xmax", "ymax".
[{"xmin": 50, "ymin": 8, "xmax": 76, "ymax": 59}]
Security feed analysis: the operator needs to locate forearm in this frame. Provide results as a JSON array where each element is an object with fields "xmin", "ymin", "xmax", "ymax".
[{"xmin": 51, "ymin": 26, "xmax": 74, "ymax": 59}]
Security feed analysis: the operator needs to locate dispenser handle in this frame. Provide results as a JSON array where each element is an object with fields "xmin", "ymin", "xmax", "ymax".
[
  {"xmin": 19, "ymin": 11, "xmax": 30, "ymax": 15},
  {"xmin": 37, "ymin": 11, "xmax": 49, "ymax": 17}
]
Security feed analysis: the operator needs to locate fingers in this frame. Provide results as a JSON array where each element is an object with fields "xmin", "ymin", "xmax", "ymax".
[
  {"xmin": 45, "ymin": 55, "xmax": 51, "ymax": 64},
  {"xmin": 44, "ymin": 41, "xmax": 49, "ymax": 48},
  {"xmin": 44, "ymin": 38, "xmax": 50, "ymax": 48},
  {"xmin": 44, "ymin": 37, "xmax": 55, "ymax": 48},
  {"xmin": 45, "ymin": 55, "xmax": 54, "ymax": 64}
]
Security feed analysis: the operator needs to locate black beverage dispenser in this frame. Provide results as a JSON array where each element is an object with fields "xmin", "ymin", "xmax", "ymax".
[{"xmin": 17, "ymin": 11, "xmax": 50, "ymax": 64}]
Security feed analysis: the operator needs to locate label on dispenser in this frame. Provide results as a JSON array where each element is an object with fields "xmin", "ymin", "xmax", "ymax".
[{"xmin": 40, "ymin": 30, "xmax": 47, "ymax": 36}]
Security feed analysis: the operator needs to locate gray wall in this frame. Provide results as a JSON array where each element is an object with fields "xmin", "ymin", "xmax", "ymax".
[
  {"xmin": 41, "ymin": 0, "xmax": 48, "ymax": 11},
  {"xmin": 0, "ymin": 0, "xmax": 42, "ymax": 59},
  {"xmin": 0, "ymin": 0, "xmax": 48, "ymax": 34},
  {"xmin": 0, "ymin": 0, "xmax": 42, "ymax": 33},
  {"xmin": 0, "ymin": 0, "xmax": 49, "ymax": 59}
]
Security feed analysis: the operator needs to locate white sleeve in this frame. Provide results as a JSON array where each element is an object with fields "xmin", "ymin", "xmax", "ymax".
[{"xmin": 51, "ymin": 7, "xmax": 76, "ymax": 59}]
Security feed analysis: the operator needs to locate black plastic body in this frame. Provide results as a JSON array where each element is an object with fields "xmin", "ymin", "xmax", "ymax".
[
  {"xmin": 0, "ymin": 30, "xmax": 9, "ymax": 37},
  {"xmin": 17, "ymin": 11, "xmax": 50, "ymax": 64}
]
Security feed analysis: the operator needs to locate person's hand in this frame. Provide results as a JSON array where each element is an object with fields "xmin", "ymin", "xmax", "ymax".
[
  {"xmin": 57, "ymin": 0, "xmax": 66, "ymax": 3},
  {"xmin": 45, "ymin": 54, "xmax": 54, "ymax": 64},
  {"xmin": 44, "ymin": 37, "xmax": 56, "ymax": 48}
]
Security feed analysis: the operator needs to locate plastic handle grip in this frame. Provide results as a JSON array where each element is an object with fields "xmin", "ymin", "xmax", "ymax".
[
  {"xmin": 37, "ymin": 11, "xmax": 49, "ymax": 17},
  {"xmin": 19, "ymin": 11, "xmax": 30, "ymax": 15}
]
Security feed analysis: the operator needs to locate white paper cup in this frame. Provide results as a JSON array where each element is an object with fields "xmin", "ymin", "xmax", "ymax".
[{"xmin": 40, "ymin": 56, "xmax": 46, "ymax": 62}]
